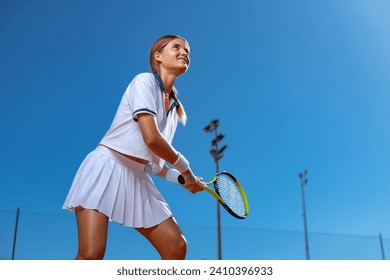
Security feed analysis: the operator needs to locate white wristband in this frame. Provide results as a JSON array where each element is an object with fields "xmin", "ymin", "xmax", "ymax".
[
  {"xmin": 172, "ymin": 152, "xmax": 190, "ymax": 173},
  {"xmin": 166, "ymin": 169, "xmax": 182, "ymax": 184}
]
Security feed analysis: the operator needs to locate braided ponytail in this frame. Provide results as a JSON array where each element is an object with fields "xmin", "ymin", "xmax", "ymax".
[{"xmin": 170, "ymin": 90, "xmax": 187, "ymax": 126}]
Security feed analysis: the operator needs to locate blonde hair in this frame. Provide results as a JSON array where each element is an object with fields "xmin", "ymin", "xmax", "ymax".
[{"xmin": 149, "ymin": 35, "xmax": 188, "ymax": 125}]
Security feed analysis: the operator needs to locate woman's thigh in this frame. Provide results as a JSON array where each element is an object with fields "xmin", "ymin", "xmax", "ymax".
[{"xmin": 75, "ymin": 207, "xmax": 109, "ymax": 259}]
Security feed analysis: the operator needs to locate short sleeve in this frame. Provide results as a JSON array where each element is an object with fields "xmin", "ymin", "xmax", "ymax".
[{"xmin": 130, "ymin": 74, "xmax": 158, "ymax": 120}]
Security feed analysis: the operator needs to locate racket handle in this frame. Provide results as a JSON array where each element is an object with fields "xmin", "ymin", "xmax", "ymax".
[{"xmin": 178, "ymin": 175, "xmax": 185, "ymax": 184}]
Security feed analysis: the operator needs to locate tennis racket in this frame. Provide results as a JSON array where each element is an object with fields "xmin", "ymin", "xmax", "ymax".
[{"xmin": 179, "ymin": 171, "xmax": 249, "ymax": 219}]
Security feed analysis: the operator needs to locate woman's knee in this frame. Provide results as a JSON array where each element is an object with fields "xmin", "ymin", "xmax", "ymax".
[
  {"xmin": 175, "ymin": 234, "xmax": 188, "ymax": 254},
  {"xmin": 136, "ymin": 218, "xmax": 188, "ymax": 259},
  {"xmin": 76, "ymin": 247, "xmax": 106, "ymax": 260},
  {"xmin": 161, "ymin": 234, "xmax": 187, "ymax": 260}
]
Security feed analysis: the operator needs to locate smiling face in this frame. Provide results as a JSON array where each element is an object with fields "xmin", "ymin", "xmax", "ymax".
[{"xmin": 152, "ymin": 37, "xmax": 190, "ymax": 77}]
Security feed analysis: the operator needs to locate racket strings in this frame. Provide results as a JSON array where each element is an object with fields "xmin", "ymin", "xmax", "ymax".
[{"xmin": 215, "ymin": 174, "xmax": 246, "ymax": 217}]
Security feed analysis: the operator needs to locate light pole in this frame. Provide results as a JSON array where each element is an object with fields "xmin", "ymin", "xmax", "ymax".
[
  {"xmin": 299, "ymin": 169, "xmax": 310, "ymax": 260},
  {"xmin": 204, "ymin": 119, "xmax": 227, "ymax": 260}
]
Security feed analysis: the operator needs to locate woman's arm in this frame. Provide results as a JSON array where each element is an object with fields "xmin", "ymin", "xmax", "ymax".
[
  {"xmin": 138, "ymin": 113, "xmax": 203, "ymax": 193},
  {"xmin": 155, "ymin": 165, "xmax": 169, "ymax": 178},
  {"xmin": 138, "ymin": 113, "xmax": 180, "ymax": 164}
]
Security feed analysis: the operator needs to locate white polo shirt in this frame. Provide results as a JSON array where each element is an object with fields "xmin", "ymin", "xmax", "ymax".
[{"xmin": 100, "ymin": 72, "xmax": 180, "ymax": 169}]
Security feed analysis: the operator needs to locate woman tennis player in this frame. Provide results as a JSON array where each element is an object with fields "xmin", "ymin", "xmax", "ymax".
[{"xmin": 63, "ymin": 35, "xmax": 204, "ymax": 260}]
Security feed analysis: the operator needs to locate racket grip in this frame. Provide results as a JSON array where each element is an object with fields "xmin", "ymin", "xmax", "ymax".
[{"xmin": 178, "ymin": 175, "xmax": 185, "ymax": 184}]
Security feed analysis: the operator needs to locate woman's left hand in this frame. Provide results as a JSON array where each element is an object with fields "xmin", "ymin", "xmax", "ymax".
[{"xmin": 181, "ymin": 169, "xmax": 204, "ymax": 194}]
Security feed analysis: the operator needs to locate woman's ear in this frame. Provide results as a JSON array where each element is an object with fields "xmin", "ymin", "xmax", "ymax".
[{"xmin": 154, "ymin": 52, "xmax": 162, "ymax": 62}]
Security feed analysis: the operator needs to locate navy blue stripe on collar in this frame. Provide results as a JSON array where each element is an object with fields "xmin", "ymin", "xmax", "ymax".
[
  {"xmin": 153, "ymin": 72, "xmax": 179, "ymax": 115},
  {"xmin": 153, "ymin": 72, "xmax": 176, "ymax": 96},
  {"xmin": 153, "ymin": 72, "xmax": 166, "ymax": 93}
]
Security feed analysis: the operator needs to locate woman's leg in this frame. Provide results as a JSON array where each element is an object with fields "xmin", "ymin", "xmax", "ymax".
[
  {"xmin": 136, "ymin": 217, "xmax": 187, "ymax": 260},
  {"xmin": 75, "ymin": 207, "xmax": 109, "ymax": 260}
]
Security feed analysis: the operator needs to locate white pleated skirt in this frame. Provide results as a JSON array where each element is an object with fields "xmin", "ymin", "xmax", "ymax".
[{"xmin": 63, "ymin": 146, "xmax": 172, "ymax": 228}]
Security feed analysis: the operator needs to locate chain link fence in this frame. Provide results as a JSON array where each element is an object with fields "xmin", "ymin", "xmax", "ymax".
[{"xmin": 1, "ymin": 209, "xmax": 388, "ymax": 260}]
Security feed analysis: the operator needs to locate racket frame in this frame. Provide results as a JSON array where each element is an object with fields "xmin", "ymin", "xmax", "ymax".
[{"xmin": 204, "ymin": 171, "xmax": 249, "ymax": 219}]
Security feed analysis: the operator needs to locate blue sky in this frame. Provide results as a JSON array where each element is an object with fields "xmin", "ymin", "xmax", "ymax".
[{"xmin": 1, "ymin": 0, "xmax": 390, "ymax": 259}]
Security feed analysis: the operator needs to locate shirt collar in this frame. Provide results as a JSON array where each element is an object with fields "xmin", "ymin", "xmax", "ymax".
[
  {"xmin": 152, "ymin": 72, "xmax": 179, "ymax": 114},
  {"xmin": 153, "ymin": 72, "xmax": 174, "ymax": 96}
]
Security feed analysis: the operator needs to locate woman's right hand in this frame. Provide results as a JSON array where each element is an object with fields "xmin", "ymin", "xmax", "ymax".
[{"xmin": 180, "ymin": 169, "xmax": 204, "ymax": 194}]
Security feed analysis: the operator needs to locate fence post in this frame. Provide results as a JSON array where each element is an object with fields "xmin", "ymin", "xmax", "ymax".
[
  {"xmin": 379, "ymin": 233, "xmax": 386, "ymax": 260},
  {"xmin": 12, "ymin": 207, "xmax": 20, "ymax": 260}
]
